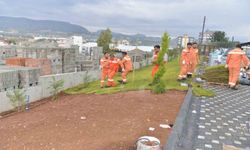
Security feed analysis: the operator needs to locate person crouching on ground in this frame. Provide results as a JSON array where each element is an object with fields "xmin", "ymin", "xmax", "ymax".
[
  {"xmin": 226, "ymin": 44, "xmax": 249, "ymax": 90},
  {"xmin": 178, "ymin": 43, "xmax": 192, "ymax": 81},
  {"xmin": 100, "ymin": 52, "xmax": 110, "ymax": 88},
  {"xmin": 119, "ymin": 52, "xmax": 133, "ymax": 84},
  {"xmin": 107, "ymin": 54, "xmax": 120, "ymax": 87}
]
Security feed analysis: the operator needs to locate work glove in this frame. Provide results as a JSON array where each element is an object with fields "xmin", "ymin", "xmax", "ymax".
[
  {"xmin": 122, "ymin": 68, "xmax": 125, "ymax": 72},
  {"xmin": 225, "ymin": 64, "xmax": 228, "ymax": 68},
  {"xmin": 182, "ymin": 60, "xmax": 185, "ymax": 65}
]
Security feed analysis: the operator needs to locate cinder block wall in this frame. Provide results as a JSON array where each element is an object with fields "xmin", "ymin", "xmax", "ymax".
[{"xmin": 0, "ymin": 70, "xmax": 101, "ymax": 113}]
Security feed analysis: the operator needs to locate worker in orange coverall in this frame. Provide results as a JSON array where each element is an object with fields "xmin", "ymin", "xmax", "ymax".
[
  {"xmin": 152, "ymin": 45, "xmax": 161, "ymax": 78},
  {"xmin": 119, "ymin": 52, "xmax": 133, "ymax": 84},
  {"xmin": 107, "ymin": 54, "xmax": 120, "ymax": 87},
  {"xmin": 226, "ymin": 44, "xmax": 249, "ymax": 90},
  {"xmin": 188, "ymin": 42, "xmax": 199, "ymax": 77},
  {"xmin": 100, "ymin": 52, "xmax": 110, "ymax": 88},
  {"xmin": 178, "ymin": 43, "xmax": 192, "ymax": 81}
]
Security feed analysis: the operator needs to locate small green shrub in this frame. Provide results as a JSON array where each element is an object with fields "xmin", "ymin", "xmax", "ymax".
[
  {"xmin": 6, "ymin": 89, "xmax": 26, "ymax": 111},
  {"xmin": 152, "ymin": 32, "xmax": 170, "ymax": 94},
  {"xmin": 49, "ymin": 77, "xmax": 64, "ymax": 101},
  {"xmin": 152, "ymin": 82, "xmax": 166, "ymax": 94}
]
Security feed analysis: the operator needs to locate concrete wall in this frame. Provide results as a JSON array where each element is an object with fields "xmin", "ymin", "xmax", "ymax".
[
  {"xmin": 0, "ymin": 60, "xmax": 151, "ymax": 113},
  {"xmin": 0, "ymin": 70, "xmax": 100, "ymax": 113}
]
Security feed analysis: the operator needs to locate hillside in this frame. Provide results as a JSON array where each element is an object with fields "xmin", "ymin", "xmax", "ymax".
[
  {"xmin": 0, "ymin": 16, "xmax": 161, "ymax": 45},
  {"xmin": 0, "ymin": 16, "xmax": 89, "ymax": 34}
]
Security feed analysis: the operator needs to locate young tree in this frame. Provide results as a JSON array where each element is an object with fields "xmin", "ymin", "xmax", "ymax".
[
  {"xmin": 211, "ymin": 31, "xmax": 229, "ymax": 42},
  {"xmin": 6, "ymin": 89, "xmax": 26, "ymax": 111},
  {"xmin": 152, "ymin": 32, "xmax": 170, "ymax": 94},
  {"xmin": 97, "ymin": 28, "xmax": 112, "ymax": 54},
  {"xmin": 49, "ymin": 77, "xmax": 64, "ymax": 101}
]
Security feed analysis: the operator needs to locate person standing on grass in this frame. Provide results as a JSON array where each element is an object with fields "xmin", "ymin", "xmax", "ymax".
[
  {"xmin": 226, "ymin": 44, "xmax": 249, "ymax": 90},
  {"xmin": 151, "ymin": 45, "xmax": 168, "ymax": 78},
  {"xmin": 152, "ymin": 45, "xmax": 161, "ymax": 78},
  {"xmin": 100, "ymin": 52, "xmax": 110, "ymax": 88},
  {"xmin": 188, "ymin": 42, "xmax": 199, "ymax": 76},
  {"xmin": 107, "ymin": 54, "xmax": 120, "ymax": 87},
  {"xmin": 178, "ymin": 43, "xmax": 192, "ymax": 81},
  {"xmin": 119, "ymin": 52, "xmax": 133, "ymax": 84}
]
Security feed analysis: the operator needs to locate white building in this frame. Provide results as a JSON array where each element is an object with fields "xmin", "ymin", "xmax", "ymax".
[
  {"xmin": 71, "ymin": 36, "xmax": 83, "ymax": 46},
  {"xmin": 80, "ymin": 42, "xmax": 99, "ymax": 59},
  {"xmin": 0, "ymin": 41, "xmax": 8, "ymax": 46},
  {"xmin": 199, "ymin": 30, "xmax": 215, "ymax": 43},
  {"xmin": 117, "ymin": 40, "xmax": 130, "ymax": 45},
  {"xmin": 177, "ymin": 35, "xmax": 195, "ymax": 48},
  {"xmin": 115, "ymin": 44, "xmax": 153, "ymax": 52}
]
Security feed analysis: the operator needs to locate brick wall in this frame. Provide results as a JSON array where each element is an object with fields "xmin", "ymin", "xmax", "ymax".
[
  {"xmin": 5, "ymin": 57, "xmax": 52, "ymax": 76},
  {"xmin": 25, "ymin": 58, "xmax": 52, "ymax": 76}
]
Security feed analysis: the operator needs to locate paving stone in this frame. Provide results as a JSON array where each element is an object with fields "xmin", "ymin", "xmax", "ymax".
[
  {"xmin": 199, "ymin": 125, "xmax": 205, "ymax": 129},
  {"xmin": 211, "ymin": 129, "xmax": 218, "ymax": 132},
  {"xmin": 205, "ymin": 123, "xmax": 211, "ymax": 126},
  {"xmin": 234, "ymin": 141, "xmax": 242, "ymax": 145},
  {"xmin": 225, "ymin": 132, "xmax": 232, "ymax": 136},
  {"xmin": 198, "ymin": 135, "xmax": 205, "ymax": 139},
  {"xmin": 212, "ymin": 140, "xmax": 220, "ymax": 144},
  {"xmin": 178, "ymin": 85, "xmax": 250, "ymax": 150},
  {"xmin": 239, "ymin": 137, "xmax": 247, "ymax": 141},
  {"xmin": 219, "ymin": 136, "xmax": 225, "ymax": 140},
  {"xmin": 205, "ymin": 144, "xmax": 212, "ymax": 148}
]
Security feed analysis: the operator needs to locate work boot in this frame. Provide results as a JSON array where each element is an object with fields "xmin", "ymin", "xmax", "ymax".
[
  {"xmin": 187, "ymin": 74, "xmax": 192, "ymax": 78},
  {"xmin": 231, "ymin": 86, "xmax": 238, "ymax": 90},
  {"xmin": 177, "ymin": 79, "xmax": 182, "ymax": 82}
]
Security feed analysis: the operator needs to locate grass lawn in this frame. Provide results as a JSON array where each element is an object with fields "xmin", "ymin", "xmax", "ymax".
[{"xmin": 65, "ymin": 59, "xmax": 214, "ymax": 97}]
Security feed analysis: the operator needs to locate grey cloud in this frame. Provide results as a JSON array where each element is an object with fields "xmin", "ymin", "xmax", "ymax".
[{"xmin": 0, "ymin": 0, "xmax": 249, "ymax": 41}]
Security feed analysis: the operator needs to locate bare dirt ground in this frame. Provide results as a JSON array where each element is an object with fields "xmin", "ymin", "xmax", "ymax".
[{"xmin": 0, "ymin": 90, "xmax": 185, "ymax": 150}]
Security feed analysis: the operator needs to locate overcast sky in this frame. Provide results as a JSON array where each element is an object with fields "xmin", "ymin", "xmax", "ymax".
[{"xmin": 0, "ymin": 0, "xmax": 249, "ymax": 41}]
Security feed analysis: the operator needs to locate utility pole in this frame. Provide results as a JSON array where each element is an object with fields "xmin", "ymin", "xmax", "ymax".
[
  {"xmin": 200, "ymin": 16, "xmax": 206, "ymax": 55},
  {"xmin": 200, "ymin": 16, "xmax": 206, "ymax": 45}
]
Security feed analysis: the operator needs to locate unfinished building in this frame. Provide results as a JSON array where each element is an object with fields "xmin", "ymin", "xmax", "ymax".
[
  {"xmin": 0, "ymin": 66, "xmax": 40, "ymax": 91},
  {"xmin": 0, "ymin": 46, "xmax": 17, "ymax": 64}
]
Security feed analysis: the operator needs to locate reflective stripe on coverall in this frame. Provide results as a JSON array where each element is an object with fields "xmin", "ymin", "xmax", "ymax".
[
  {"xmin": 107, "ymin": 58, "xmax": 120, "ymax": 87},
  {"xmin": 120, "ymin": 55, "xmax": 133, "ymax": 82},
  {"xmin": 178, "ymin": 49, "xmax": 190, "ymax": 79},
  {"xmin": 100, "ymin": 57, "xmax": 109, "ymax": 87},
  {"xmin": 226, "ymin": 48, "xmax": 249, "ymax": 86}
]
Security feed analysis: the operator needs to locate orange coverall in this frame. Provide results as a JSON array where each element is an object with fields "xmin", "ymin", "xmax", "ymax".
[
  {"xmin": 226, "ymin": 48, "xmax": 249, "ymax": 86},
  {"xmin": 120, "ymin": 55, "xmax": 133, "ymax": 83},
  {"xmin": 188, "ymin": 48, "xmax": 199, "ymax": 74},
  {"xmin": 178, "ymin": 49, "xmax": 190, "ymax": 79},
  {"xmin": 107, "ymin": 58, "xmax": 120, "ymax": 87},
  {"xmin": 152, "ymin": 52, "xmax": 159, "ymax": 78},
  {"xmin": 100, "ymin": 57, "xmax": 109, "ymax": 87}
]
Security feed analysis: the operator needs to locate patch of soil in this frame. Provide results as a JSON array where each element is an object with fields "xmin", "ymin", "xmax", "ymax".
[{"xmin": 0, "ymin": 90, "xmax": 185, "ymax": 150}]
